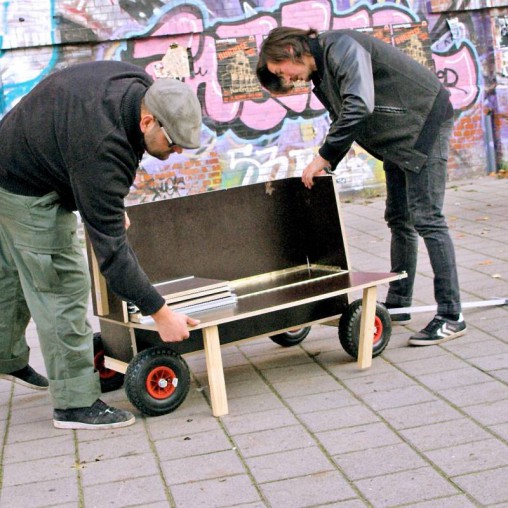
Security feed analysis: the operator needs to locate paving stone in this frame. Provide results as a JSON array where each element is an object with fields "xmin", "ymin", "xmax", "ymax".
[
  {"xmin": 161, "ymin": 450, "xmax": 246, "ymax": 485},
  {"xmin": 424, "ymin": 438, "xmax": 508, "ymax": 476},
  {"xmin": 400, "ymin": 418, "xmax": 492, "ymax": 451},
  {"xmin": 80, "ymin": 452, "xmax": 160, "ymax": 486},
  {"xmin": 414, "ymin": 366, "xmax": 495, "ymax": 391},
  {"xmin": 354, "ymin": 467, "xmax": 458, "ymax": 507},
  {"xmin": 298, "ymin": 404, "xmax": 380, "ymax": 433},
  {"xmin": 378, "ymin": 399, "xmax": 463, "ymax": 430},
  {"xmin": 439, "ymin": 380, "xmax": 508, "ymax": 407},
  {"xmin": 3, "ymin": 477, "xmax": 79, "ymax": 508},
  {"xmin": 170, "ymin": 474, "xmax": 261, "ymax": 507},
  {"xmin": 408, "ymin": 496, "xmax": 479, "ymax": 508},
  {"xmin": 233, "ymin": 425, "xmax": 315, "ymax": 458},
  {"xmin": 3, "ymin": 434, "xmax": 75, "ymax": 464},
  {"xmin": 453, "ymin": 465, "xmax": 508, "ymax": 505},
  {"xmin": 260, "ymin": 470, "xmax": 357, "ymax": 507},
  {"xmin": 340, "ymin": 369, "xmax": 415, "ymax": 396},
  {"xmin": 260, "ymin": 362, "xmax": 326, "ymax": 384},
  {"xmin": 221, "ymin": 407, "xmax": 299, "ymax": 436},
  {"xmin": 461, "ymin": 398, "xmax": 508, "ymax": 426},
  {"xmin": 395, "ymin": 354, "xmax": 471, "ymax": 377},
  {"xmin": 333, "ymin": 442, "xmax": 428, "ymax": 480},
  {"xmin": 245, "ymin": 445, "xmax": 334, "ymax": 483},
  {"xmin": 467, "ymin": 352, "xmax": 508, "ymax": 371},
  {"xmin": 154, "ymin": 428, "xmax": 232, "ymax": 461},
  {"xmin": 226, "ymin": 391, "xmax": 285, "ymax": 415},
  {"xmin": 271, "ymin": 373, "xmax": 344, "ymax": 398},
  {"xmin": 316, "ymin": 422, "xmax": 402, "ymax": 455},
  {"xmin": 284, "ymin": 388, "xmax": 359, "ymax": 415},
  {"xmin": 360, "ymin": 385, "xmax": 436, "ymax": 411},
  {"xmin": 83, "ymin": 476, "xmax": 168, "ymax": 507}
]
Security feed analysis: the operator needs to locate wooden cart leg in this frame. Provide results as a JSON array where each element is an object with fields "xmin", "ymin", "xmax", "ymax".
[
  {"xmin": 357, "ymin": 285, "xmax": 378, "ymax": 369},
  {"xmin": 202, "ymin": 325, "xmax": 229, "ymax": 417}
]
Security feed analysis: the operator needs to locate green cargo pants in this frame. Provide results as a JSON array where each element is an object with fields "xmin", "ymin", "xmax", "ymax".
[{"xmin": 0, "ymin": 187, "xmax": 101, "ymax": 409}]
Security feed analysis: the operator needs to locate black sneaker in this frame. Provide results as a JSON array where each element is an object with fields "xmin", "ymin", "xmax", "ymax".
[
  {"xmin": 0, "ymin": 365, "xmax": 49, "ymax": 390},
  {"xmin": 53, "ymin": 399, "xmax": 135, "ymax": 430},
  {"xmin": 409, "ymin": 314, "xmax": 467, "ymax": 346},
  {"xmin": 383, "ymin": 303, "xmax": 411, "ymax": 325}
]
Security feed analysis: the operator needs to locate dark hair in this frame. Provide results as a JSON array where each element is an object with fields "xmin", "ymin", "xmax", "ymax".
[{"xmin": 256, "ymin": 27, "xmax": 318, "ymax": 94}]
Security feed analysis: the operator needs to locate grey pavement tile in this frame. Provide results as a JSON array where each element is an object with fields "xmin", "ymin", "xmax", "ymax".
[
  {"xmin": 443, "ymin": 335, "xmax": 507, "ymax": 359},
  {"xmin": 246, "ymin": 445, "xmax": 334, "ymax": 483},
  {"xmin": 2, "ymin": 477, "xmax": 79, "ymax": 508},
  {"xmin": 400, "ymin": 418, "xmax": 492, "ymax": 452},
  {"xmin": 354, "ymin": 466, "xmax": 458, "ymax": 507},
  {"xmin": 78, "ymin": 428, "xmax": 152, "ymax": 463},
  {"xmin": 220, "ymin": 377, "xmax": 273, "ymax": 399},
  {"xmin": 334, "ymin": 442, "xmax": 429, "ymax": 481},
  {"xmin": 453, "ymin": 465, "xmax": 508, "ymax": 505},
  {"xmin": 424, "ymin": 438, "xmax": 508, "ymax": 476},
  {"xmin": 146, "ymin": 408, "xmax": 222, "ymax": 440},
  {"xmin": 222, "ymin": 364, "xmax": 261, "ymax": 384},
  {"xmin": 6, "ymin": 418, "xmax": 64, "ymax": 444},
  {"xmin": 170, "ymin": 474, "xmax": 261, "ymax": 507},
  {"xmin": 260, "ymin": 470, "xmax": 357, "ymax": 507},
  {"xmin": 83, "ymin": 475, "xmax": 168, "ymax": 507},
  {"xmin": 461, "ymin": 399, "xmax": 508, "ymax": 426},
  {"xmin": 260, "ymin": 362, "xmax": 326, "ymax": 384},
  {"xmin": 298, "ymin": 404, "xmax": 380, "ymax": 433},
  {"xmin": 2, "ymin": 454, "xmax": 78, "ymax": 487},
  {"xmin": 155, "ymin": 428, "xmax": 232, "ymax": 461},
  {"xmin": 439, "ymin": 380, "xmax": 508, "ymax": 407},
  {"xmin": 283, "ymin": 388, "xmax": 359, "ymax": 415},
  {"xmin": 271, "ymin": 373, "xmax": 344, "ymax": 398},
  {"xmin": 340, "ymin": 369, "xmax": 417, "ymax": 395},
  {"xmin": 377, "ymin": 399, "xmax": 463, "ymax": 430},
  {"xmin": 248, "ymin": 348, "xmax": 315, "ymax": 371},
  {"xmin": 3, "ymin": 434, "xmax": 75, "ymax": 464},
  {"xmin": 323, "ymin": 357, "xmax": 401, "ymax": 381},
  {"xmin": 233, "ymin": 425, "xmax": 315, "ymax": 458},
  {"xmin": 69, "ymin": 417, "xmax": 146, "ymax": 444},
  {"xmin": 221, "ymin": 407, "xmax": 300, "ymax": 436},
  {"xmin": 490, "ymin": 422, "xmax": 508, "ymax": 441},
  {"xmin": 359, "ymin": 385, "xmax": 437, "ymax": 411},
  {"xmin": 316, "ymin": 422, "xmax": 402, "ymax": 455},
  {"xmin": 80, "ymin": 452, "xmax": 160, "ymax": 486},
  {"xmin": 7, "ymin": 397, "xmax": 52, "ymax": 425},
  {"xmin": 492, "ymin": 368, "xmax": 508, "ymax": 384},
  {"xmin": 226, "ymin": 391, "xmax": 285, "ymax": 416},
  {"xmin": 161, "ymin": 450, "xmax": 247, "ymax": 485},
  {"xmin": 414, "ymin": 366, "xmax": 495, "ymax": 391},
  {"xmin": 394, "ymin": 354, "xmax": 471, "ymax": 377},
  {"xmin": 467, "ymin": 352, "xmax": 508, "ymax": 371},
  {"xmin": 382, "ymin": 343, "xmax": 446, "ymax": 363},
  {"xmin": 409, "ymin": 496, "xmax": 479, "ymax": 508}
]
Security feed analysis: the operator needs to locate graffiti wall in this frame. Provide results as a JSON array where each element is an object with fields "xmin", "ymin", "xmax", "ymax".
[{"xmin": 0, "ymin": 0, "xmax": 504, "ymax": 203}]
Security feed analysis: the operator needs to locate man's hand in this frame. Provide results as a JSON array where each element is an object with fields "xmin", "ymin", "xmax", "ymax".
[
  {"xmin": 151, "ymin": 304, "xmax": 200, "ymax": 342},
  {"xmin": 302, "ymin": 155, "xmax": 331, "ymax": 189}
]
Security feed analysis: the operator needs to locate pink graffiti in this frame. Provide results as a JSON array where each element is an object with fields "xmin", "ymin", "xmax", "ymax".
[{"xmin": 129, "ymin": 1, "xmax": 479, "ymax": 134}]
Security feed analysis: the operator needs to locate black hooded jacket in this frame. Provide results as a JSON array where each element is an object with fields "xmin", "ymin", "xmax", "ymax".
[{"xmin": 0, "ymin": 60, "xmax": 166, "ymax": 315}]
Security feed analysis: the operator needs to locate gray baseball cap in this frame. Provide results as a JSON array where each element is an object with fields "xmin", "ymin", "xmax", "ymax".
[{"xmin": 144, "ymin": 78, "xmax": 202, "ymax": 149}]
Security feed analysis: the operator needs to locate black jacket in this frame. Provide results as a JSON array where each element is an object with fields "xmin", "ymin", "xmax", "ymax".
[
  {"xmin": 310, "ymin": 30, "xmax": 453, "ymax": 172},
  {"xmin": 0, "ymin": 61, "xmax": 166, "ymax": 315}
]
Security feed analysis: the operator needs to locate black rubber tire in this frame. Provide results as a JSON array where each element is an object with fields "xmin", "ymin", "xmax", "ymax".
[
  {"xmin": 124, "ymin": 346, "xmax": 191, "ymax": 417},
  {"xmin": 338, "ymin": 300, "xmax": 392, "ymax": 359},
  {"xmin": 269, "ymin": 327, "xmax": 312, "ymax": 347},
  {"xmin": 93, "ymin": 333, "xmax": 125, "ymax": 393}
]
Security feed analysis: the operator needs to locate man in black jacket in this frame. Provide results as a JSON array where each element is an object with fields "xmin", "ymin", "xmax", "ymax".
[
  {"xmin": 257, "ymin": 27, "xmax": 467, "ymax": 346},
  {"xmin": 0, "ymin": 61, "xmax": 201, "ymax": 429}
]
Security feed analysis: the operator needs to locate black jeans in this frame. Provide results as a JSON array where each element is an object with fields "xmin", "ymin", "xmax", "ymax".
[{"xmin": 384, "ymin": 118, "xmax": 461, "ymax": 315}]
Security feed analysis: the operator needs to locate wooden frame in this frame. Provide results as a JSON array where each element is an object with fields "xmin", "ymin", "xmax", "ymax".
[{"xmin": 88, "ymin": 176, "xmax": 405, "ymax": 417}]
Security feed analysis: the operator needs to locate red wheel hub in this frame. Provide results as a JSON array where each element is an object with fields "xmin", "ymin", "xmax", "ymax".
[
  {"xmin": 146, "ymin": 366, "xmax": 177, "ymax": 399},
  {"xmin": 94, "ymin": 350, "xmax": 117, "ymax": 380},
  {"xmin": 372, "ymin": 315, "xmax": 383, "ymax": 344}
]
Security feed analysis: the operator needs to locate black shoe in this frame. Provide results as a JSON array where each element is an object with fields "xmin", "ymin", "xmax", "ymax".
[
  {"xmin": 383, "ymin": 303, "xmax": 411, "ymax": 325},
  {"xmin": 53, "ymin": 399, "xmax": 135, "ymax": 430},
  {"xmin": 0, "ymin": 365, "xmax": 49, "ymax": 390},
  {"xmin": 409, "ymin": 314, "xmax": 467, "ymax": 346}
]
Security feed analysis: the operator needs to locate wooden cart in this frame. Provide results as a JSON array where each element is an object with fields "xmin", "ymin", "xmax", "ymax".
[{"xmin": 88, "ymin": 176, "xmax": 405, "ymax": 418}]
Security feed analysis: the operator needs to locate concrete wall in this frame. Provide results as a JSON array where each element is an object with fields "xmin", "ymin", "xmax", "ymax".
[{"xmin": 1, "ymin": 0, "xmax": 506, "ymax": 202}]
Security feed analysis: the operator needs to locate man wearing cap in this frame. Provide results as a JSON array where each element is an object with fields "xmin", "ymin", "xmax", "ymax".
[{"xmin": 0, "ymin": 60, "xmax": 202, "ymax": 429}]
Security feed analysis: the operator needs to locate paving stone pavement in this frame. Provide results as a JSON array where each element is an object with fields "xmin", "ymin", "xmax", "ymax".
[{"xmin": 0, "ymin": 175, "xmax": 507, "ymax": 508}]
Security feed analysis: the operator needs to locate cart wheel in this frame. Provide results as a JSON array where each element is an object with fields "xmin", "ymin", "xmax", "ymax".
[
  {"xmin": 124, "ymin": 346, "xmax": 190, "ymax": 417},
  {"xmin": 93, "ymin": 333, "xmax": 125, "ymax": 393},
  {"xmin": 338, "ymin": 300, "xmax": 391, "ymax": 359},
  {"xmin": 269, "ymin": 327, "xmax": 311, "ymax": 347}
]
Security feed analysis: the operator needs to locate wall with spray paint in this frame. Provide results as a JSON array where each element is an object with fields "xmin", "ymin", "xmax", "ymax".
[{"xmin": 0, "ymin": 0, "xmax": 504, "ymax": 203}]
